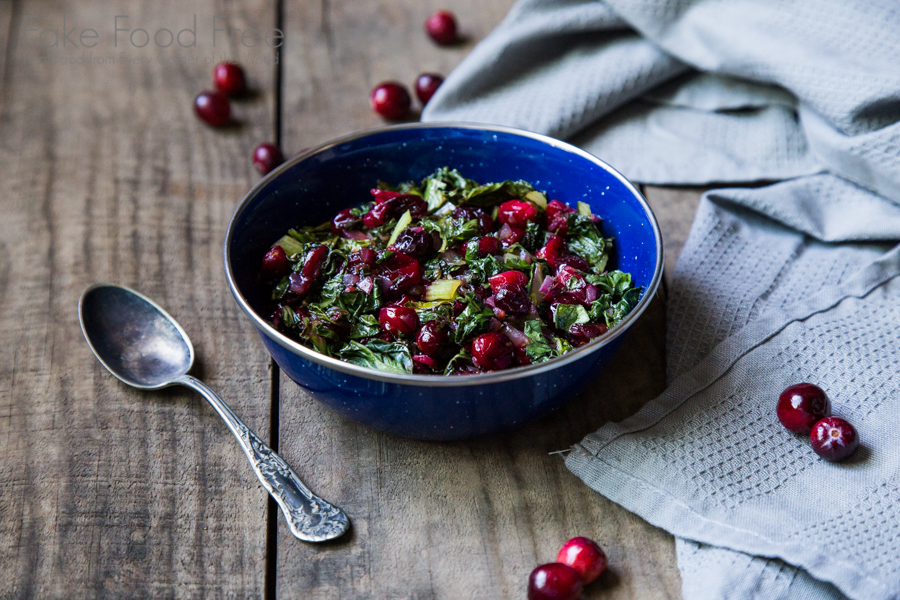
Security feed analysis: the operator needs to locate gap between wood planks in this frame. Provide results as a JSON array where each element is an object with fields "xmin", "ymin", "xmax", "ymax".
[{"xmin": 265, "ymin": 2, "xmax": 286, "ymax": 599}]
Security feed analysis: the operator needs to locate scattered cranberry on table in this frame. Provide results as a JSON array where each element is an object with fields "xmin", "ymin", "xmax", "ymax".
[
  {"xmin": 213, "ymin": 62, "xmax": 247, "ymax": 96},
  {"xmin": 252, "ymin": 143, "xmax": 285, "ymax": 175},
  {"xmin": 777, "ymin": 383, "xmax": 831, "ymax": 434},
  {"xmin": 194, "ymin": 91, "xmax": 231, "ymax": 127},
  {"xmin": 810, "ymin": 416, "xmax": 859, "ymax": 461},
  {"xmin": 415, "ymin": 73, "xmax": 445, "ymax": 105},
  {"xmin": 425, "ymin": 9, "xmax": 458, "ymax": 45},
  {"xmin": 528, "ymin": 563, "xmax": 584, "ymax": 600},
  {"xmin": 557, "ymin": 536, "xmax": 608, "ymax": 584},
  {"xmin": 370, "ymin": 82, "xmax": 412, "ymax": 120}
]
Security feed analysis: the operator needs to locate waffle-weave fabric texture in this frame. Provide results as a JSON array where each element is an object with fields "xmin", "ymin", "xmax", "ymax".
[{"xmin": 422, "ymin": 1, "xmax": 900, "ymax": 598}]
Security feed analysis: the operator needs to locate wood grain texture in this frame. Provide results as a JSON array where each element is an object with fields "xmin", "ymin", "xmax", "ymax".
[
  {"xmin": 276, "ymin": 2, "xmax": 684, "ymax": 598},
  {"xmin": 0, "ymin": 1, "xmax": 277, "ymax": 597},
  {"xmin": 642, "ymin": 187, "xmax": 704, "ymax": 291},
  {"xmin": 278, "ymin": 0, "xmax": 514, "ymax": 153}
]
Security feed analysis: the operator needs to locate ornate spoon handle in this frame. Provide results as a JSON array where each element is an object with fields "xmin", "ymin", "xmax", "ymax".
[{"xmin": 177, "ymin": 375, "xmax": 350, "ymax": 542}]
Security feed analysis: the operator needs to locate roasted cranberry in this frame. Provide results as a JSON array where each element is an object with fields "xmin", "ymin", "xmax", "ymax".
[
  {"xmin": 288, "ymin": 245, "xmax": 328, "ymax": 297},
  {"xmin": 537, "ymin": 235, "xmax": 587, "ymax": 271},
  {"xmin": 810, "ymin": 417, "xmax": 859, "ymax": 461},
  {"xmin": 568, "ymin": 322, "xmax": 608, "ymax": 344},
  {"xmin": 387, "ymin": 294, "xmax": 415, "ymax": 307},
  {"xmin": 777, "ymin": 383, "xmax": 831, "ymax": 435},
  {"xmin": 489, "ymin": 270, "xmax": 528, "ymax": 291},
  {"xmin": 332, "ymin": 208, "xmax": 363, "ymax": 236},
  {"xmin": 498, "ymin": 200, "xmax": 539, "ymax": 228},
  {"xmin": 471, "ymin": 332, "xmax": 516, "ymax": 370},
  {"xmin": 527, "ymin": 563, "xmax": 583, "ymax": 600},
  {"xmin": 425, "ymin": 10, "xmax": 458, "ymax": 45},
  {"xmin": 557, "ymin": 537, "xmax": 607, "ymax": 584},
  {"xmin": 364, "ymin": 194, "xmax": 428, "ymax": 228},
  {"xmin": 213, "ymin": 62, "xmax": 247, "ymax": 96},
  {"xmin": 498, "ymin": 223, "xmax": 526, "ymax": 247},
  {"xmin": 493, "ymin": 286, "xmax": 531, "ymax": 315},
  {"xmin": 415, "ymin": 73, "xmax": 445, "ymax": 105},
  {"xmin": 514, "ymin": 345, "xmax": 531, "ymax": 365},
  {"xmin": 390, "ymin": 227, "xmax": 434, "ymax": 258},
  {"xmin": 370, "ymin": 82, "xmax": 411, "ymax": 120},
  {"xmin": 347, "ymin": 247, "xmax": 377, "ymax": 270},
  {"xmin": 379, "ymin": 306, "xmax": 419, "ymax": 337},
  {"xmin": 416, "ymin": 320, "xmax": 450, "ymax": 357},
  {"xmin": 546, "ymin": 200, "xmax": 575, "ymax": 235},
  {"xmin": 378, "ymin": 251, "xmax": 422, "ymax": 293},
  {"xmin": 194, "ymin": 91, "xmax": 231, "ymax": 126},
  {"xmin": 371, "ymin": 189, "xmax": 405, "ymax": 203},
  {"xmin": 537, "ymin": 235, "xmax": 564, "ymax": 261},
  {"xmin": 261, "ymin": 245, "xmax": 290, "ymax": 281},
  {"xmin": 450, "ymin": 205, "xmax": 494, "ymax": 235},
  {"xmin": 556, "ymin": 254, "xmax": 589, "ymax": 272},
  {"xmin": 252, "ymin": 143, "xmax": 284, "ymax": 175},
  {"xmin": 476, "ymin": 236, "xmax": 501, "ymax": 257},
  {"xmin": 412, "ymin": 354, "xmax": 438, "ymax": 373}
]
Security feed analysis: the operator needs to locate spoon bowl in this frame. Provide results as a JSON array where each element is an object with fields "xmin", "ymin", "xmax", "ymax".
[
  {"xmin": 79, "ymin": 284, "xmax": 193, "ymax": 389},
  {"xmin": 78, "ymin": 283, "xmax": 349, "ymax": 542}
]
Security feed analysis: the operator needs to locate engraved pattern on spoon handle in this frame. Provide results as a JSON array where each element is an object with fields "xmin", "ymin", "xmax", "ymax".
[{"xmin": 176, "ymin": 375, "xmax": 349, "ymax": 542}]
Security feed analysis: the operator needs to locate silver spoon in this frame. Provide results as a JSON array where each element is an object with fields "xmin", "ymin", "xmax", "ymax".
[{"xmin": 78, "ymin": 283, "xmax": 349, "ymax": 543}]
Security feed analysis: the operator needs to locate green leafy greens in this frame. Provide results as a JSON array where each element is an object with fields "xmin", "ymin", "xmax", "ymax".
[{"xmin": 263, "ymin": 167, "xmax": 641, "ymax": 375}]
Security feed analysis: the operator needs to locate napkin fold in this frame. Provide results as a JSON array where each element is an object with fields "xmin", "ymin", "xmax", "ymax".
[{"xmin": 423, "ymin": 1, "xmax": 900, "ymax": 598}]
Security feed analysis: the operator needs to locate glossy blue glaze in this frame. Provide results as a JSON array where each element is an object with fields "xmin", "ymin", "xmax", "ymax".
[{"xmin": 225, "ymin": 124, "xmax": 662, "ymax": 440}]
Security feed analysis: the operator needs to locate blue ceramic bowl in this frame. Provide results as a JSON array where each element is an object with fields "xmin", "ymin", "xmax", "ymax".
[{"xmin": 224, "ymin": 124, "xmax": 663, "ymax": 441}]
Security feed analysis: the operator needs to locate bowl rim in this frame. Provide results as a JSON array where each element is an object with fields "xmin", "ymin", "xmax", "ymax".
[{"xmin": 224, "ymin": 122, "xmax": 664, "ymax": 388}]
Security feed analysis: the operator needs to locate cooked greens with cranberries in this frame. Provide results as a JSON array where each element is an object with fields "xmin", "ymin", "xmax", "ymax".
[{"xmin": 260, "ymin": 167, "xmax": 640, "ymax": 375}]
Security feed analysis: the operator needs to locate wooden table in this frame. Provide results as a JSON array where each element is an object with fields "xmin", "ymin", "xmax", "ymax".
[{"xmin": 0, "ymin": 1, "xmax": 701, "ymax": 597}]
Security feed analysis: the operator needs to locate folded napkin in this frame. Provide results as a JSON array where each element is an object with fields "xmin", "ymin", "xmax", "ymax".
[{"xmin": 422, "ymin": 1, "xmax": 900, "ymax": 598}]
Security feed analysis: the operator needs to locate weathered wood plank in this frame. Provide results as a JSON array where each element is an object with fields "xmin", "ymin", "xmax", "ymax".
[
  {"xmin": 0, "ymin": 1, "xmax": 277, "ymax": 597},
  {"xmin": 642, "ymin": 187, "xmax": 705, "ymax": 290},
  {"xmin": 276, "ymin": 300, "xmax": 680, "ymax": 599},
  {"xmin": 0, "ymin": 3, "xmax": 13, "ymax": 95},
  {"xmin": 278, "ymin": 0, "xmax": 514, "ymax": 152},
  {"xmin": 276, "ymin": 1, "xmax": 682, "ymax": 597}
]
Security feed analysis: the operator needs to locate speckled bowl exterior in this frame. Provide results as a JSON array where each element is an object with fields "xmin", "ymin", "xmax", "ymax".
[{"xmin": 224, "ymin": 124, "xmax": 663, "ymax": 441}]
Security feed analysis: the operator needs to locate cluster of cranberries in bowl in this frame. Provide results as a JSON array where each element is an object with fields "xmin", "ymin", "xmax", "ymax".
[
  {"xmin": 259, "ymin": 167, "xmax": 641, "ymax": 376},
  {"xmin": 776, "ymin": 383, "xmax": 859, "ymax": 461},
  {"xmin": 529, "ymin": 537, "xmax": 608, "ymax": 600}
]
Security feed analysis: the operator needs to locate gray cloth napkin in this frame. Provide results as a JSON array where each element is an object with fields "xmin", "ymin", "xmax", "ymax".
[{"xmin": 422, "ymin": 1, "xmax": 900, "ymax": 598}]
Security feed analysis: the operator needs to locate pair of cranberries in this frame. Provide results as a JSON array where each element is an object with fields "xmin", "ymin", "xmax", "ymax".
[
  {"xmin": 528, "ymin": 537, "xmax": 608, "ymax": 600},
  {"xmin": 369, "ymin": 10, "xmax": 456, "ymax": 119},
  {"xmin": 370, "ymin": 74, "xmax": 446, "ymax": 120},
  {"xmin": 192, "ymin": 62, "xmax": 286, "ymax": 175},
  {"xmin": 776, "ymin": 383, "xmax": 859, "ymax": 461},
  {"xmin": 194, "ymin": 62, "xmax": 247, "ymax": 127}
]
